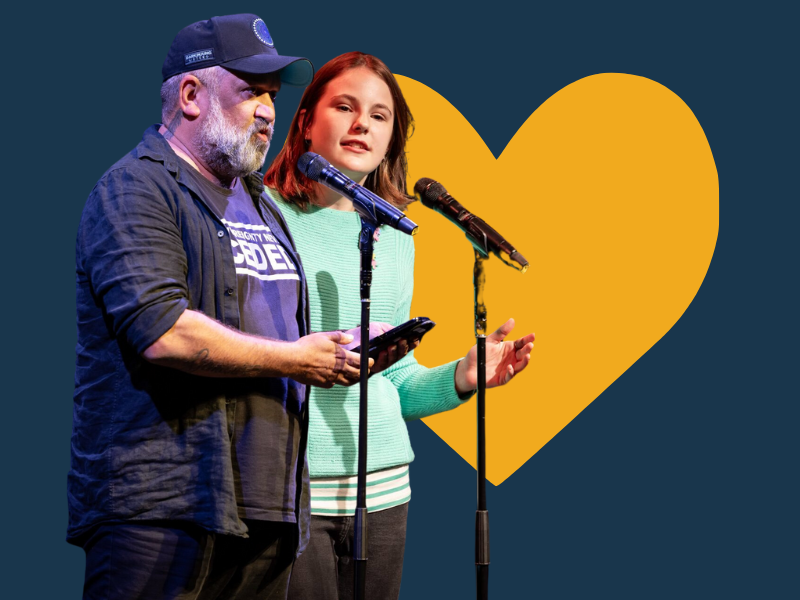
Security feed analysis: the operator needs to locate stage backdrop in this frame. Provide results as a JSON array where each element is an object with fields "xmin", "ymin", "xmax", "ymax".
[{"xmin": 1, "ymin": 1, "xmax": 795, "ymax": 598}]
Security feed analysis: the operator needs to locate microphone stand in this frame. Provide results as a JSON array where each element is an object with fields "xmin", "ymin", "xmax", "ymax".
[
  {"xmin": 354, "ymin": 217, "xmax": 378, "ymax": 600},
  {"xmin": 413, "ymin": 175, "xmax": 528, "ymax": 599},
  {"xmin": 472, "ymin": 247, "xmax": 490, "ymax": 600}
]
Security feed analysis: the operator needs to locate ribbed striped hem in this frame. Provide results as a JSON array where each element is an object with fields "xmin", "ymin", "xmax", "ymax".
[{"xmin": 309, "ymin": 465, "xmax": 411, "ymax": 516}]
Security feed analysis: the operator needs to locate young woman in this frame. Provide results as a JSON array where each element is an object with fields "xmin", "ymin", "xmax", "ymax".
[{"xmin": 264, "ymin": 52, "xmax": 534, "ymax": 599}]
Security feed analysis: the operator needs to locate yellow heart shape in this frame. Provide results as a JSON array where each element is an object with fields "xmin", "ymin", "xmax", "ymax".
[{"xmin": 400, "ymin": 73, "xmax": 718, "ymax": 485}]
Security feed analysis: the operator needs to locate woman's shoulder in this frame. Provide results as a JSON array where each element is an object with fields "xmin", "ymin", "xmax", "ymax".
[{"xmin": 266, "ymin": 186, "xmax": 368, "ymax": 245}]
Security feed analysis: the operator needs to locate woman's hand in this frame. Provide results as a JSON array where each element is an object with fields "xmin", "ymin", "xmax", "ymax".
[
  {"xmin": 454, "ymin": 318, "xmax": 535, "ymax": 394},
  {"xmin": 371, "ymin": 337, "xmax": 419, "ymax": 374}
]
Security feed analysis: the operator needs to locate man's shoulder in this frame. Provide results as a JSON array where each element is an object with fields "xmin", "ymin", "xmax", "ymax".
[
  {"xmin": 85, "ymin": 136, "xmax": 186, "ymax": 215},
  {"xmin": 80, "ymin": 153, "xmax": 184, "ymax": 238},
  {"xmin": 97, "ymin": 146, "xmax": 173, "ymax": 188},
  {"xmin": 85, "ymin": 157, "xmax": 175, "ymax": 220}
]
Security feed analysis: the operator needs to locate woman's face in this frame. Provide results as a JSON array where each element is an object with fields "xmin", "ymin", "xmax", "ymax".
[{"xmin": 304, "ymin": 67, "xmax": 395, "ymax": 184}]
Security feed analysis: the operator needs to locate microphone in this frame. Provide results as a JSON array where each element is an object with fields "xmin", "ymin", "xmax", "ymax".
[
  {"xmin": 414, "ymin": 178, "xmax": 529, "ymax": 272},
  {"xmin": 298, "ymin": 152, "xmax": 418, "ymax": 236}
]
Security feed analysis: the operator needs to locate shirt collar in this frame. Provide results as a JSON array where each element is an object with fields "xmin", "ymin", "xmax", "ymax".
[
  {"xmin": 132, "ymin": 125, "xmax": 183, "ymax": 172},
  {"xmin": 133, "ymin": 124, "xmax": 264, "ymax": 205}
]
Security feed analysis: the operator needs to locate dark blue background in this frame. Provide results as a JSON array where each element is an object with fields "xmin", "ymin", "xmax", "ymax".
[{"xmin": 4, "ymin": 1, "xmax": 795, "ymax": 597}]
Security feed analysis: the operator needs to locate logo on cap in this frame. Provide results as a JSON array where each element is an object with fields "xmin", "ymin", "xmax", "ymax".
[
  {"xmin": 185, "ymin": 49, "xmax": 215, "ymax": 66},
  {"xmin": 253, "ymin": 19, "xmax": 274, "ymax": 47}
]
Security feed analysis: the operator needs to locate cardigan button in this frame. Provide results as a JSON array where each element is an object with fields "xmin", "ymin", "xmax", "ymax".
[
  {"xmin": 217, "ymin": 230, "xmax": 225, "ymax": 238},
  {"xmin": 225, "ymin": 288, "xmax": 234, "ymax": 296}
]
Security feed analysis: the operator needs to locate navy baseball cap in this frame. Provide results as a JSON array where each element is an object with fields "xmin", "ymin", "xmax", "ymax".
[{"xmin": 162, "ymin": 14, "xmax": 313, "ymax": 85}]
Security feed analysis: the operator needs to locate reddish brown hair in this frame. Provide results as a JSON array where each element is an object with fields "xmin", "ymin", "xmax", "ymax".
[{"xmin": 264, "ymin": 52, "xmax": 414, "ymax": 210}]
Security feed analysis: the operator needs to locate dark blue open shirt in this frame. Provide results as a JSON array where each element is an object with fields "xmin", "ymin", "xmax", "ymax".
[{"xmin": 69, "ymin": 126, "xmax": 310, "ymax": 550}]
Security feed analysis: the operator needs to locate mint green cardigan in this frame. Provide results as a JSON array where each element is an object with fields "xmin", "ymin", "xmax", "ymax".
[{"xmin": 271, "ymin": 190, "xmax": 466, "ymax": 478}]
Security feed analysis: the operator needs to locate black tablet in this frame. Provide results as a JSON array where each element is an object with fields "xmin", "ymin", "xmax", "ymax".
[{"xmin": 352, "ymin": 317, "xmax": 436, "ymax": 359}]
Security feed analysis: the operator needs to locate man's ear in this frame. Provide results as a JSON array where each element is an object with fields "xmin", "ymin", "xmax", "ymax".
[{"xmin": 179, "ymin": 75, "xmax": 202, "ymax": 119}]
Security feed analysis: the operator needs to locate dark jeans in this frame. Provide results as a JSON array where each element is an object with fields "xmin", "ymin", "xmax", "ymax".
[
  {"xmin": 82, "ymin": 519, "xmax": 296, "ymax": 600},
  {"xmin": 287, "ymin": 503, "xmax": 408, "ymax": 600}
]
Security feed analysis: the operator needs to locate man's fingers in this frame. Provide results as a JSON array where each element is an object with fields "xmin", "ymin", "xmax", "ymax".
[
  {"xmin": 332, "ymin": 374, "xmax": 355, "ymax": 387},
  {"xmin": 331, "ymin": 346, "xmax": 347, "ymax": 384},
  {"xmin": 334, "ymin": 364, "xmax": 361, "ymax": 386},
  {"xmin": 332, "ymin": 349, "xmax": 374, "ymax": 386},
  {"xmin": 325, "ymin": 330, "xmax": 354, "ymax": 345},
  {"xmin": 339, "ymin": 351, "xmax": 365, "ymax": 379},
  {"xmin": 342, "ymin": 348, "xmax": 361, "ymax": 367},
  {"xmin": 334, "ymin": 358, "xmax": 365, "ymax": 386}
]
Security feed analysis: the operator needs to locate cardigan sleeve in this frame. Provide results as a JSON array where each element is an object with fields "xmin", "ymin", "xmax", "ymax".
[{"xmin": 382, "ymin": 353, "xmax": 466, "ymax": 421}]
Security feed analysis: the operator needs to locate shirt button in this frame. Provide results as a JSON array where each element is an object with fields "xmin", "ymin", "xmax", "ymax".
[{"xmin": 217, "ymin": 230, "xmax": 225, "ymax": 238}]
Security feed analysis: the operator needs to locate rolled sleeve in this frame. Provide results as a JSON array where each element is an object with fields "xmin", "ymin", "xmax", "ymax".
[{"xmin": 77, "ymin": 166, "xmax": 190, "ymax": 354}]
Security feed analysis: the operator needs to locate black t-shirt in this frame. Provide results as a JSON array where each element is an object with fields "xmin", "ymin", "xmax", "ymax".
[{"xmin": 186, "ymin": 169, "xmax": 305, "ymax": 522}]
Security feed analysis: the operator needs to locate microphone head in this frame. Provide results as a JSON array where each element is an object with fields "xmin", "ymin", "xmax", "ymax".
[
  {"xmin": 414, "ymin": 177, "xmax": 447, "ymax": 208},
  {"xmin": 298, "ymin": 152, "xmax": 330, "ymax": 182}
]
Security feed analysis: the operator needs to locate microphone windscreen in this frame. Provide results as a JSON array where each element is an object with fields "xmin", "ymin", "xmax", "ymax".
[
  {"xmin": 414, "ymin": 178, "xmax": 447, "ymax": 208},
  {"xmin": 298, "ymin": 152, "xmax": 329, "ymax": 181}
]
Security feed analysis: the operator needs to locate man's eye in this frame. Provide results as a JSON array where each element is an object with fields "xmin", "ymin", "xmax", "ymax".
[{"xmin": 245, "ymin": 88, "xmax": 277, "ymax": 102}]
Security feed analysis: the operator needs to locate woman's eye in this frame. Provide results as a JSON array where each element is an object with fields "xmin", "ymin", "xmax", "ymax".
[
  {"xmin": 372, "ymin": 113, "xmax": 387, "ymax": 122},
  {"xmin": 337, "ymin": 104, "xmax": 352, "ymax": 112}
]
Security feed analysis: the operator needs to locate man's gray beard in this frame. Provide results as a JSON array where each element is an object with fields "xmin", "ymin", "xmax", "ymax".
[{"xmin": 195, "ymin": 94, "xmax": 273, "ymax": 182}]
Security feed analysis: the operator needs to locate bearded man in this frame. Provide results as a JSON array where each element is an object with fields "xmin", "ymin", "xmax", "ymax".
[{"xmin": 69, "ymin": 14, "xmax": 368, "ymax": 600}]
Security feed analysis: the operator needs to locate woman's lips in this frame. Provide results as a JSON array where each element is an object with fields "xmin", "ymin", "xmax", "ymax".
[{"xmin": 341, "ymin": 140, "xmax": 369, "ymax": 152}]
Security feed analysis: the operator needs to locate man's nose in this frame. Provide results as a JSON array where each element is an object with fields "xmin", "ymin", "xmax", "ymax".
[{"xmin": 255, "ymin": 100, "xmax": 274, "ymax": 123}]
